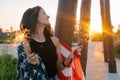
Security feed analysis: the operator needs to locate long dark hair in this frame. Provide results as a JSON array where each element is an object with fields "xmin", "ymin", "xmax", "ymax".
[{"xmin": 20, "ymin": 6, "xmax": 53, "ymax": 39}]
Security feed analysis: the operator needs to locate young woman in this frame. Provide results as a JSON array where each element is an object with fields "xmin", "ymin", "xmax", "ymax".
[{"xmin": 17, "ymin": 6, "xmax": 73, "ymax": 80}]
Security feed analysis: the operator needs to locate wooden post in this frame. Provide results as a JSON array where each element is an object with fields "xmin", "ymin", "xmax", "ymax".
[
  {"xmin": 55, "ymin": 0, "xmax": 78, "ymax": 47},
  {"xmin": 79, "ymin": 0, "xmax": 91, "ymax": 76},
  {"xmin": 99, "ymin": 0, "xmax": 109, "ymax": 62},
  {"xmin": 104, "ymin": 0, "xmax": 117, "ymax": 73}
]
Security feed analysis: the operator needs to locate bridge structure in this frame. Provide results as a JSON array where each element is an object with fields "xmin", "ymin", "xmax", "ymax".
[{"xmin": 54, "ymin": 0, "xmax": 117, "ymax": 76}]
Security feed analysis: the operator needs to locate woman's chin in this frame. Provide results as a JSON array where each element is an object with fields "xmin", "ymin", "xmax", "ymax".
[
  {"xmin": 46, "ymin": 22, "xmax": 51, "ymax": 26},
  {"xmin": 41, "ymin": 23, "xmax": 50, "ymax": 26}
]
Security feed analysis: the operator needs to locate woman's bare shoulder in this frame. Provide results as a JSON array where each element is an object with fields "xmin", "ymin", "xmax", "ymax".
[
  {"xmin": 51, "ymin": 36, "xmax": 59, "ymax": 41},
  {"xmin": 51, "ymin": 36, "xmax": 60, "ymax": 46}
]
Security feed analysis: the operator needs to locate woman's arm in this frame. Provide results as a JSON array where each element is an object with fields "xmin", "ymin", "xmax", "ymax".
[
  {"xmin": 22, "ymin": 40, "xmax": 39, "ymax": 65},
  {"xmin": 17, "ymin": 42, "xmax": 41, "ymax": 79},
  {"xmin": 17, "ymin": 43, "xmax": 32, "ymax": 79},
  {"xmin": 51, "ymin": 37, "xmax": 73, "ymax": 72}
]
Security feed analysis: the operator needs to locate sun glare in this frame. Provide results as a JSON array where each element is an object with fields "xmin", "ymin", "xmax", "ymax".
[
  {"xmin": 14, "ymin": 31, "xmax": 25, "ymax": 43},
  {"xmin": 76, "ymin": 0, "xmax": 102, "ymax": 36},
  {"xmin": 90, "ymin": 23, "xmax": 102, "ymax": 33},
  {"xmin": 90, "ymin": 0, "xmax": 102, "ymax": 35}
]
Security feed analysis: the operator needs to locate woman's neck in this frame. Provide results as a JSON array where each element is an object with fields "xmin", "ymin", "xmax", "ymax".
[{"xmin": 31, "ymin": 24, "xmax": 46, "ymax": 42}]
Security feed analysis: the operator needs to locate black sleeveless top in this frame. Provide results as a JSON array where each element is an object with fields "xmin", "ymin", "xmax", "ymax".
[{"xmin": 29, "ymin": 37, "xmax": 58, "ymax": 78}]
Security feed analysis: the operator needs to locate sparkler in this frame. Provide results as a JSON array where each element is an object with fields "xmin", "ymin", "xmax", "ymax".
[{"xmin": 14, "ymin": 28, "xmax": 30, "ymax": 43}]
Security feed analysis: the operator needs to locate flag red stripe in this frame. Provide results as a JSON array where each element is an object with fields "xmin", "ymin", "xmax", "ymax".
[
  {"xmin": 59, "ymin": 40, "xmax": 72, "ymax": 52},
  {"xmin": 73, "ymin": 50, "xmax": 83, "ymax": 80},
  {"xmin": 58, "ymin": 72, "xmax": 71, "ymax": 80},
  {"xmin": 57, "ymin": 40, "xmax": 84, "ymax": 80}
]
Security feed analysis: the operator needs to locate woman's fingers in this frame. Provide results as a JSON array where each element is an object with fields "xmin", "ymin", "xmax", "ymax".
[
  {"xmin": 72, "ymin": 46, "xmax": 79, "ymax": 54},
  {"xmin": 77, "ymin": 49, "xmax": 82, "ymax": 56},
  {"xmin": 68, "ymin": 53, "xmax": 74, "ymax": 59},
  {"xmin": 27, "ymin": 53, "xmax": 39, "ymax": 65},
  {"xmin": 27, "ymin": 53, "xmax": 36, "ymax": 60},
  {"xmin": 30, "ymin": 54, "xmax": 38, "ymax": 62},
  {"xmin": 72, "ymin": 46, "xmax": 82, "ymax": 56}
]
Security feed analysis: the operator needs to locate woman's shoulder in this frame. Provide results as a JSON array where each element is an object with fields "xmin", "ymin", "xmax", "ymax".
[
  {"xmin": 51, "ymin": 36, "xmax": 59, "ymax": 42},
  {"xmin": 50, "ymin": 36, "xmax": 60, "ymax": 46}
]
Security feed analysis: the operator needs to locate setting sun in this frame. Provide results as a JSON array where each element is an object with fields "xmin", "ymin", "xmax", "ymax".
[
  {"xmin": 76, "ymin": 0, "xmax": 102, "ymax": 36},
  {"xmin": 90, "ymin": 0, "xmax": 102, "ymax": 34}
]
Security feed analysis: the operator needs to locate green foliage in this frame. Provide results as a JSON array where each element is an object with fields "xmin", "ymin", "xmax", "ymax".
[
  {"xmin": 114, "ymin": 29, "xmax": 120, "ymax": 41},
  {"xmin": 114, "ymin": 40, "xmax": 120, "ymax": 59},
  {"xmin": 0, "ymin": 54, "xmax": 18, "ymax": 80},
  {"xmin": 0, "ymin": 38, "xmax": 5, "ymax": 43},
  {"xmin": 0, "ymin": 38, "xmax": 12, "ymax": 44},
  {"xmin": 90, "ymin": 32, "xmax": 103, "ymax": 41},
  {"xmin": 73, "ymin": 33, "xmax": 79, "ymax": 43},
  {"xmin": 113, "ymin": 29, "xmax": 120, "ymax": 59}
]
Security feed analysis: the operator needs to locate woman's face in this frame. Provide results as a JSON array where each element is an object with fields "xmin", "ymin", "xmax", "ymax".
[{"xmin": 37, "ymin": 8, "xmax": 50, "ymax": 26}]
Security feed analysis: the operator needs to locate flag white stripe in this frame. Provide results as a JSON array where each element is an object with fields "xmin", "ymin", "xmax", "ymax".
[
  {"xmin": 59, "ymin": 41, "xmax": 85, "ymax": 80},
  {"xmin": 61, "ymin": 67, "xmax": 72, "ymax": 77},
  {"xmin": 60, "ymin": 44, "xmax": 71, "ymax": 58}
]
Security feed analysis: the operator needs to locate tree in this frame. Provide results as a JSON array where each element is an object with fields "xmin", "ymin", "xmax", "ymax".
[
  {"xmin": 0, "ymin": 28, "xmax": 3, "ymax": 33},
  {"xmin": 79, "ymin": 0, "xmax": 91, "ymax": 76}
]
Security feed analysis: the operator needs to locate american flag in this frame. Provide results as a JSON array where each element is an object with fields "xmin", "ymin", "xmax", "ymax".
[{"xmin": 57, "ymin": 40, "xmax": 85, "ymax": 80}]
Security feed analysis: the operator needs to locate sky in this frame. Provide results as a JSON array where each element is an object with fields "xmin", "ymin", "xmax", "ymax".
[
  {"xmin": 0, "ymin": 0, "xmax": 120, "ymax": 32},
  {"xmin": 90, "ymin": 0, "xmax": 120, "ymax": 32},
  {"xmin": 0, "ymin": 0, "xmax": 58, "ymax": 31}
]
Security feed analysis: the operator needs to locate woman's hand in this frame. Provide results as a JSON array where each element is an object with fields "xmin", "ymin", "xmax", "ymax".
[
  {"xmin": 68, "ymin": 53, "xmax": 74, "ymax": 60},
  {"xmin": 63, "ymin": 53, "xmax": 73, "ymax": 67},
  {"xmin": 77, "ymin": 48, "xmax": 82, "ymax": 56},
  {"xmin": 64, "ymin": 47, "xmax": 83, "ymax": 66},
  {"xmin": 72, "ymin": 45, "xmax": 83, "ymax": 56},
  {"xmin": 22, "ymin": 40, "xmax": 39, "ymax": 65},
  {"xmin": 27, "ymin": 53, "xmax": 39, "ymax": 65}
]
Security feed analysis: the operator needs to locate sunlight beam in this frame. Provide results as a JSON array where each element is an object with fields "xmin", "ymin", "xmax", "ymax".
[{"xmin": 90, "ymin": 0, "xmax": 102, "ymax": 34}]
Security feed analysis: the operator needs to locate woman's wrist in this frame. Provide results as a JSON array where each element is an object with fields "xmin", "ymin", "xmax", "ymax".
[
  {"xmin": 62, "ymin": 61, "xmax": 67, "ymax": 67},
  {"xmin": 62, "ymin": 54, "xmax": 73, "ymax": 67}
]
